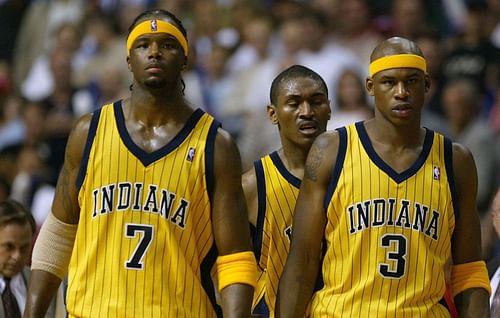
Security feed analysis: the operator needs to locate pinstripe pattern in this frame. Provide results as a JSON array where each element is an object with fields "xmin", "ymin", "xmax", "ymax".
[
  {"xmin": 310, "ymin": 123, "xmax": 455, "ymax": 317},
  {"xmin": 252, "ymin": 152, "xmax": 300, "ymax": 317},
  {"xmin": 67, "ymin": 101, "xmax": 220, "ymax": 318}
]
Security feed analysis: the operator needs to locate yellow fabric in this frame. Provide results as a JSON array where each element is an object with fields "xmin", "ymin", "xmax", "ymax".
[
  {"xmin": 217, "ymin": 251, "xmax": 257, "ymax": 291},
  {"xmin": 311, "ymin": 124, "xmax": 455, "ymax": 317},
  {"xmin": 127, "ymin": 19, "xmax": 188, "ymax": 56},
  {"xmin": 251, "ymin": 153, "xmax": 300, "ymax": 317},
  {"xmin": 451, "ymin": 261, "xmax": 491, "ymax": 297},
  {"xmin": 369, "ymin": 54, "xmax": 427, "ymax": 77},
  {"xmin": 69, "ymin": 102, "xmax": 219, "ymax": 317}
]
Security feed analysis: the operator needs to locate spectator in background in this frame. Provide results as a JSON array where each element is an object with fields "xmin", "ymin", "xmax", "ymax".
[
  {"xmin": 223, "ymin": 14, "xmax": 278, "ymax": 142},
  {"xmin": 9, "ymin": 145, "xmax": 50, "ymax": 209},
  {"xmin": 0, "ymin": 61, "xmax": 24, "ymax": 153},
  {"xmin": 441, "ymin": 2, "xmax": 500, "ymax": 116},
  {"xmin": 442, "ymin": 78, "xmax": 497, "ymax": 213},
  {"xmin": 225, "ymin": 1, "xmax": 267, "ymax": 75},
  {"xmin": 0, "ymin": 199, "xmax": 62, "ymax": 318},
  {"xmin": 0, "ymin": 93, "xmax": 24, "ymax": 153},
  {"xmin": 12, "ymin": 0, "xmax": 84, "ymax": 92},
  {"xmin": 41, "ymin": 49, "xmax": 93, "ymax": 186},
  {"xmin": 415, "ymin": 29, "xmax": 451, "ymax": 135},
  {"xmin": 0, "ymin": 199, "xmax": 36, "ymax": 318},
  {"xmin": 295, "ymin": 7, "xmax": 364, "ymax": 101},
  {"xmin": 235, "ymin": 14, "xmax": 306, "ymax": 170},
  {"xmin": 332, "ymin": 0, "xmax": 383, "ymax": 69},
  {"xmin": 0, "ymin": 0, "xmax": 30, "ymax": 63},
  {"xmin": 326, "ymin": 69, "xmax": 372, "ymax": 130},
  {"xmin": 310, "ymin": 0, "xmax": 342, "ymax": 34},
  {"xmin": 73, "ymin": 9, "xmax": 130, "ymax": 94},
  {"xmin": 441, "ymin": 78, "xmax": 498, "ymax": 260},
  {"xmin": 21, "ymin": 22, "xmax": 83, "ymax": 102}
]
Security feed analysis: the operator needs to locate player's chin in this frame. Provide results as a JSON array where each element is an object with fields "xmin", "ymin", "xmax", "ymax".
[{"xmin": 144, "ymin": 78, "xmax": 167, "ymax": 89}]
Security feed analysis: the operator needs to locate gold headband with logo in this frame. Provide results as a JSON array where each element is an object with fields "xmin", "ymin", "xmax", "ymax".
[
  {"xmin": 127, "ymin": 19, "xmax": 188, "ymax": 56},
  {"xmin": 369, "ymin": 54, "xmax": 426, "ymax": 77}
]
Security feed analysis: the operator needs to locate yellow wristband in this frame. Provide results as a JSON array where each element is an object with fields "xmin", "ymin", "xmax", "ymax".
[
  {"xmin": 217, "ymin": 251, "xmax": 257, "ymax": 292},
  {"xmin": 369, "ymin": 54, "xmax": 426, "ymax": 77},
  {"xmin": 451, "ymin": 260, "xmax": 491, "ymax": 297}
]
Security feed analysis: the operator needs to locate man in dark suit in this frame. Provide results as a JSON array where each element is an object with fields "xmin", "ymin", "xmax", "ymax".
[{"xmin": 0, "ymin": 199, "xmax": 60, "ymax": 318}]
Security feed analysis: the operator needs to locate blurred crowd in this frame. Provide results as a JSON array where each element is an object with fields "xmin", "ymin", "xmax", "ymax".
[{"xmin": 0, "ymin": 0, "xmax": 499, "ymax": 261}]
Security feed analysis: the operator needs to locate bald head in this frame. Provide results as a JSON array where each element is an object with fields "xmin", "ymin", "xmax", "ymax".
[{"xmin": 370, "ymin": 37, "xmax": 424, "ymax": 62}]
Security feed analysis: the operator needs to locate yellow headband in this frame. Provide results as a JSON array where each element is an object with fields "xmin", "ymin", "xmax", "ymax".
[
  {"xmin": 127, "ymin": 19, "xmax": 188, "ymax": 56},
  {"xmin": 369, "ymin": 54, "xmax": 426, "ymax": 77}
]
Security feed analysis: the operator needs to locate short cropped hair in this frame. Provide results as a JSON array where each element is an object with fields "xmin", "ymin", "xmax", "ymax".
[
  {"xmin": 0, "ymin": 199, "xmax": 36, "ymax": 234},
  {"xmin": 270, "ymin": 65, "xmax": 328, "ymax": 105}
]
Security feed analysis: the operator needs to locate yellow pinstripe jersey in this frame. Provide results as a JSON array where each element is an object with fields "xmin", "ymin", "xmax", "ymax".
[
  {"xmin": 252, "ymin": 152, "xmax": 300, "ymax": 317},
  {"xmin": 67, "ymin": 101, "xmax": 222, "ymax": 318},
  {"xmin": 310, "ymin": 122, "xmax": 457, "ymax": 318}
]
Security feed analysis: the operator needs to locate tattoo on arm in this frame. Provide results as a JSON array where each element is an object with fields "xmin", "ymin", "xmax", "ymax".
[
  {"xmin": 304, "ymin": 143, "xmax": 325, "ymax": 182},
  {"xmin": 56, "ymin": 165, "xmax": 73, "ymax": 214}
]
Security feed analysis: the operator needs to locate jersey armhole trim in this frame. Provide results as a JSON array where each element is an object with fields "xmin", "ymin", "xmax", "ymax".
[
  {"xmin": 76, "ymin": 108, "xmax": 102, "ymax": 192},
  {"xmin": 323, "ymin": 127, "xmax": 347, "ymax": 209},
  {"xmin": 205, "ymin": 119, "xmax": 221, "ymax": 205},
  {"xmin": 253, "ymin": 159, "xmax": 266, "ymax": 263},
  {"xmin": 444, "ymin": 137, "xmax": 459, "ymax": 220}
]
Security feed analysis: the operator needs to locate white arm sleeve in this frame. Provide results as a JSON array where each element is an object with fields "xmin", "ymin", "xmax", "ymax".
[{"xmin": 31, "ymin": 212, "xmax": 77, "ymax": 280}]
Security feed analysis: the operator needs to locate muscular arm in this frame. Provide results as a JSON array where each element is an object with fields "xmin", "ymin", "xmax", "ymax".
[
  {"xmin": 212, "ymin": 129, "xmax": 254, "ymax": 318},
  {"xmin": 276, "ymin": 132, "xmax": 338, "ymax": 318},
  {"xmin": 451, "ymin": 143, "xmax": 490, "ymax": 317},
  {"xmin": 24, "ymin": 114, "xmax": 91, "ymax": 318}
]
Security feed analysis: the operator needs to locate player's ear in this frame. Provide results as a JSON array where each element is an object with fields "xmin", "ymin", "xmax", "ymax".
[
  {"xmin": 127, "ymin": 56, "xmax": 131, "ymax": 71},
  {"xmin": 366, "ymin": 77, "xmax": 375, "ymax": 96},
  {"xmin": 424, "ymin": 74, "xmax": 431, "ymax": 93},
  {"xmin": 267, "ymin": 104, "xmax": 278, "ymax": 125}
]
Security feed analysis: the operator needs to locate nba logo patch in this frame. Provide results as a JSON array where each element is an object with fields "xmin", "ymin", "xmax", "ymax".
[
  {"xmin": 433, "ymin": 166, "xmax": 440, "ymax": 180},
  {"xmin": 151, "ymin": 19, "xmax": 157, "ymax": 32},
  {"xmin": 186, "ymin": 147, "xmax": 195, "ymax": 162}
]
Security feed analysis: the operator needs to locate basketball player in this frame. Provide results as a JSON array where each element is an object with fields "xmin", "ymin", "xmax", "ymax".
[
  {"xmin": 24, "ymin": 9, "xmax": 256, "ymax": 318},
  {"xmin": 276, "ymin": 37, "xmax": 491, "ymax": 317},
  {"xmin": 243, "ymin": 65, "xmax": 331, "ymax": 317}
]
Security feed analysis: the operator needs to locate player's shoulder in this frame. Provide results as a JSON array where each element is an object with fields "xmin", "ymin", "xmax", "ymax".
[
  {"xmin": 450, "ymin": 141, "xmax": 472, "ymax": 158},
  {"xmin": 312, "ymin": 129, "xmax": 343, "ymax": 153},
  {"xmin": 70, "ymin": 113, "xmax": 94, "ymax": 146}
]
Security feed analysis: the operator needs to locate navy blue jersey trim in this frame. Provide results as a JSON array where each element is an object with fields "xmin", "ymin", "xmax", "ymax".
[
  {"xmin": 114, "ymin": 101, "xmax": 205, "ymax": 166},
  {"xmin": 269, "ymin": 151, "xmax": 301, "ymax": 188},
  {"xmin": 201, "ymin": 244, "xmax": 222, "ymax": 317},
  {"xmin": 323, "ymin": 127, "xmax": 347, "ymax": 209},
  {"xmin": 76, "ymin": 107, "xmax": 102, "ymax": 192},
  {"xmin": 253, "ymin": 159, "xmax": 266, "ymax": 263},
  {"xmin": 252, "ymin": 295, "xmax": 270, "ymax": 316},
  {"xmin": 205, "ymin": 119, "xmax": 220, "ymax": 205},
  {"xmin": 444, "ymin": 137, "xmax": 459, "ymax": 220},
  {"xmin": 356, "ymin": 122, "xmax": 434, "ymax": 184}
]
